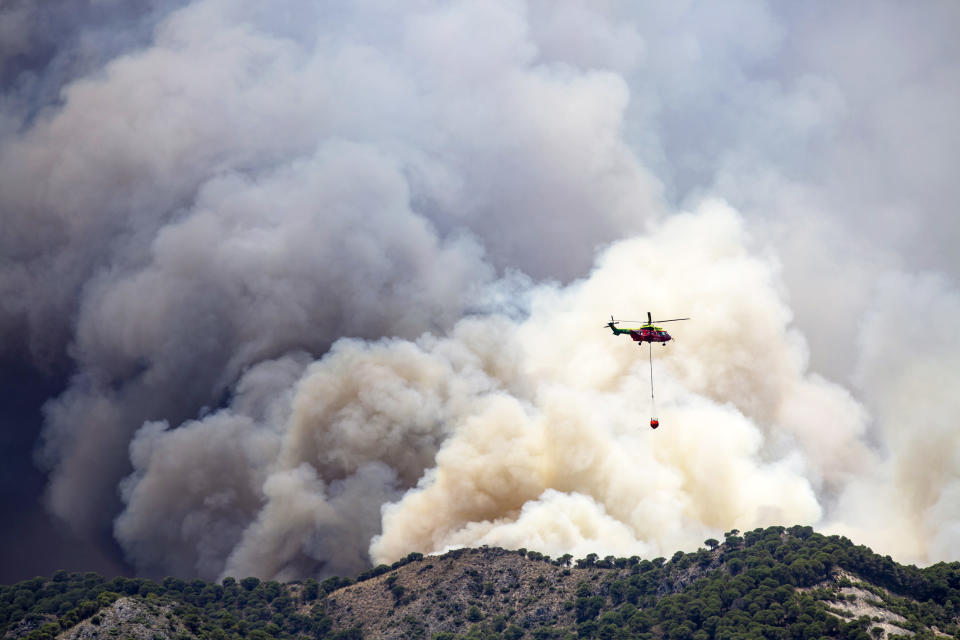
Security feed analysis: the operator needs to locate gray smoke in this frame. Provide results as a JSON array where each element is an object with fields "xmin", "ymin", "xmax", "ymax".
[
  {"xmin": 1, "ymin": 0, "xmax": 658, "ymax": 542},
  {"xmin": 2, "ymin": 0, "xmax": 960, "ymax": 579}
]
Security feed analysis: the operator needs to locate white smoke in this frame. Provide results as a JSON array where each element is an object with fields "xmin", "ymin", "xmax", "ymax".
[{"xmin": 369, "ymin": 202, "xmax": 854, "ymax": 565}]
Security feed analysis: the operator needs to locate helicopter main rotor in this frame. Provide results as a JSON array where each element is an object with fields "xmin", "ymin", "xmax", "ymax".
[{"xmin": 607, "ymin": 311, "xmax": 690, "ymax": 326}]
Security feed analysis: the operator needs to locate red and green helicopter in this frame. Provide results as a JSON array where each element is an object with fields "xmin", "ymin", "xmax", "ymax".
[
  {"xmin": 604, "ymin": 312, "xmax": 688, "ymax": 346},
  {"xmin": 604, "ymin": 312, "xmax": 689, "ymax": 429}
]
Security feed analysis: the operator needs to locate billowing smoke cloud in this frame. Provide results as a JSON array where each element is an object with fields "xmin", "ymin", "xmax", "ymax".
[
  {"xmin": 2, "ymin": 0, "xmax": 658, "ymax": 540},
  {"xmin": 3, "ymin": 0, "xmax": 960, "ymax": 581},
  {"xmin": 112, "ymin": 203, "xmax": 868, "ymax": 580}
]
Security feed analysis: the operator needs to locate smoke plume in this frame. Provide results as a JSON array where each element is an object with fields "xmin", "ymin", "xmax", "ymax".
[
  {"xmin": 2, "ymin": 0, "xmax": 960, "ymax": 580},
  {"xmin": 114, "ymin": 203, "xmax": 876, "ymax": 580}
]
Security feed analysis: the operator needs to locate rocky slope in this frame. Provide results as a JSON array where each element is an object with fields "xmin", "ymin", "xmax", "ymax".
[
  {"xmin": 4, "ymin": 526, "xmax": 960, "ymax": 640},
  {"xmin": 325, "ymin": 547, "xmax": 623, "ymax": 638},
  {"xmin": 59, "ymin": 598, "xmax": 186, "ymax": 640}
]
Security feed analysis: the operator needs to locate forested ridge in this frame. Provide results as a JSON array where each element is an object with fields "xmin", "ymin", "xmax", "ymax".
[{"xmin": 4, "ymin": 526, "xmax": 960, "ymax": 640}]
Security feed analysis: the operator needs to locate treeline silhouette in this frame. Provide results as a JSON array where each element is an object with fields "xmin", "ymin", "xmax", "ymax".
[{"xmin": 2, "ymin": 526, "xmax": 959, "ymax": 640}]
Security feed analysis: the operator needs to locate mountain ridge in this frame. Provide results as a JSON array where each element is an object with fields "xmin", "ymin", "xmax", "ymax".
[{"xmin": 4, "ymin": 525, "xmax": 960, "ymax": 640}]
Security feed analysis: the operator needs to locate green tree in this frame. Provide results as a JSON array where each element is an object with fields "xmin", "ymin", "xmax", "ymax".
[{"xmin": 503, "ymin": 626, "xmax": 524, "ymax": 640}]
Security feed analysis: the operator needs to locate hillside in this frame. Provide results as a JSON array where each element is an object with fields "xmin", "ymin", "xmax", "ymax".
[{"xmin": 4, "ymin": 526, "xmax": 960, "ymax": 640}]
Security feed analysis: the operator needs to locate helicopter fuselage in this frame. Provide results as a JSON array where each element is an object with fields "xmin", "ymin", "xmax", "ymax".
[{"xmin": 609, "ymin": 324, "xmax": 672, "ymax": 343}]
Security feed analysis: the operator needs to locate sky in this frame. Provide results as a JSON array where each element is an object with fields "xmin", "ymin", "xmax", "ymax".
[{"xmin": 2, "ymin": 0, "xmax": 960, "ymax": 583}]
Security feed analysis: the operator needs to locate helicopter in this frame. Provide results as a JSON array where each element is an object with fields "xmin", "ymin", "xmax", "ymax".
[
  {"xmin": 604, "ymin": 312, "xmax": 689, "ymax": 346},
  {"xmin": 604, "ymin": 312, "xmax": 689, "ymax": 429}
]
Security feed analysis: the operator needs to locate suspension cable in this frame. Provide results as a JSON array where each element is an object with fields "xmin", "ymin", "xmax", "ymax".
[{"xmin": 649, "ymin": 341, "xmax": 654, "ymax": 400}]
